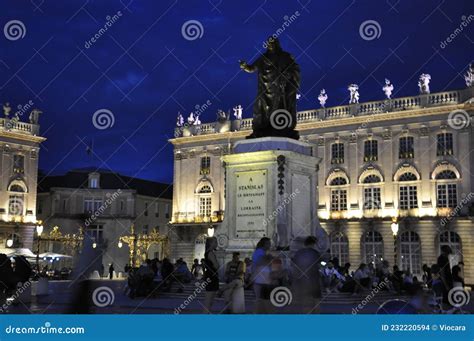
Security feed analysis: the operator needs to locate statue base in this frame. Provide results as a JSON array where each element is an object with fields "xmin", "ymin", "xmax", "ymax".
[{"xmin": 216, "ymin": 137, "xmax": 327, "ymax": 264}]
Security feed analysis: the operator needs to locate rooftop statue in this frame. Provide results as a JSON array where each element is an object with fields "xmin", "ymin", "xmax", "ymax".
[
  {"xmin": 418, "ymin": 73, "xmax": 431, "ymax": 94},
  {"xmin": 176, "ymin": 112, "xmax": 184, "ymax": 127},
  {"xmin": 3, "ymin": 102, "xmax": 11, "ymax": 117},
  {"xmin": 465, "ymin": 64, "xmax": 473, "ymax": 88},
  {"xmin": 29, "ymin": 109, "xmax": 42, "ymax": 124},
  {"xmin": 233, "ymin": 105, "xmax": 243, "ymax": 120},
  {"xmin": 348, "ymin": 84, "xmax": 360, "ymax": 104},
  {"xmin": 383, "ymin": 78, "xmax": 394, "ymax": 99},
  {"xmin": 318, "ymin": 89, "xmax": 328, "ymax": 108},
  {"xmin": 239, "ymin": 37, "xmax": 300, "ymax": 140}
]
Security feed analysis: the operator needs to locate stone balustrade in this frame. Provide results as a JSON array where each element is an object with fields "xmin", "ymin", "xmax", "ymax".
[
  {"xmin": 174, "ymin": 88, "xmax": 473, "ymax": 137},
  {"xmin": 0, "ymin": 118, "xmax": 40, "ymax": 135}
]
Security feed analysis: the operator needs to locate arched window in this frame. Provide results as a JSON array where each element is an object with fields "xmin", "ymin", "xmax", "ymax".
[
  {"xmin": 198, "ymin": 185, "xmax": 212, "ymax": 194},
  {"xmin": 399, "ymin": 172, "xmax": 417, "ymax": 182},
  {"xmin": 399, "ymin": 231, "xmax": 421, "ymax": 275},
  {"xmin": 362, "ymin": 230, "xmax": 384, "ymax": 264},
  {"xmin": 330, "ymin": 232, "xmax": 349, "ymax": 265},
  {"xmin": 362, "ymin": 174, "xmax": 381, "ymax": 184},
  {"xmin": 398, "ymin": 172, "xmax": 418, "ymax": 209},
  {"xmin": 436, "ymin": 170, "xmax": 457, "ymax": 180},
  {"xmin": 330, "ymin": 177, "xmax": 347, "ymax": 186},
  {"xmin": 438, "ymin": 231, "xmax": 462, "ymax": 263},
  {"xmin": 329, "ymin": 177, "xmax": 347, "ymax": 211}
]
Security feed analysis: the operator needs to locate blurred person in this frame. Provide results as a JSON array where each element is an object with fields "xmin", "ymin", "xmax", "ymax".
[
  {"xmin": 203, "ymin": 237, "xmax": 219, "ymax": 313},
  {"xmin": 244, "ymin": 257, "xmax": 252, "ymax": 288},
  {"xmin": 452, "ymin": 265, "xmax": 464, "ymax": 288},
  {"xmin": 321, "ymin": 261, "xmax": 344, "ymax": 293},
  {"xmin": 109, "ymin": 263, "xmax": 114, "ymax": 280},
  {"xmin": 191, "ymin": 258, "xmax": 203, "ymax": 279},
  {"xmin": 422, "ymin": 264, "xmax": 432, "ymax": 288},
  {"xmin": 219, "ymin": 252, "xmax": 245, "ymax": 313},
  {"xmin": 437, "ymin": 245, "xmax": 453, "ymax": 303},
  {"xmin": 291, "ymin": 236, "xmax": 322, "ymax": 313},
  {"xmin": 251, "ymin": 237, "xmax": 271, "ymax": 303}
]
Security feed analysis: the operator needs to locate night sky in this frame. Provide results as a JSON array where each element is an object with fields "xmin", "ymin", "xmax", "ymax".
[{"xmin": 1, "ymin": 0, "xmax": 472, "ymax": 184}]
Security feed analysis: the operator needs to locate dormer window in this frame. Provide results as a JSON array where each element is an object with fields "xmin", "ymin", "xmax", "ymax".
[{"xmin": 88, "ymin": 173, "xmax": 100, "ymax": 189}]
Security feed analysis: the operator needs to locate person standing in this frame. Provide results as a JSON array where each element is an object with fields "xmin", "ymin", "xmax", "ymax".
[
  {"xmin": 220, "ymin": 252, "xmax": 245, "ymax": 313},
  {"xmin": 203, "ymin": 237, "xmax": 219, "ymax": 313},
  {"xmin": 251, "ymin": 237, "xmax": 271, "ymax": 295},
  {"xmin": 109, "ymin": 263, "xmax": 114, "ymax": 280},
  {"xmin": 437, "ymin": 245, "xmax": 453, "ymax": 304},
  {"xmin": 291, "ymin": 236, "xmax": 322, "ymax": 313}
]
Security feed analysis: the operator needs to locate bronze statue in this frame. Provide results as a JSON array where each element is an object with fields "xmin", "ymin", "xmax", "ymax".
[{"xmin": 240, "ymin": 37, "xmax": 300, "ymax": 140}]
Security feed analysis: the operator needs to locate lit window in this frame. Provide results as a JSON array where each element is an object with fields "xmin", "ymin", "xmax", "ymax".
[
  {"xmin": 331, "ymin": 189, "xmax": 347, "ymax": 211},
  {"xmin": 399, "ymin": 186, "xmax": 418, "ymax": 209},
  {"xmin": 362, "ymin": 174, "xmax": 381, "ymax": 184},
  {"xmin": 437, "ymin": 184, "xmax": 457, "ymax": 208},
  {"xmin": 199, "ymin": 197, "xmax": 212, "ymax": 217},
  {"xmin": 364, "ymin": 140, "xmax": 378, "ymax": 162},
  {"xmin": 330, "ymin": 232, "xmax": 349, "ymax": 265},
  {"xmin": 363, "ymin": 187, "xmax": 381, "ymax": 209},
  {"xmin": 363, "ymin": 230, "xmax": 384, "ymax": 264},
  {"xmin": 200, "ymin": 156, "xmax": 211, "ymax": 175},
  {"xmin": 13, "ymin": 155, "xmax": 25, "ymax": 174},
  {"xmin": 84, "ymin": 198, "xmax": 103, "ymax": 214},
  {"xmin": 87, "ymin": 224, "xmax": 104, "ymax": 244},
  {"xmin": 399, "ymin": 136, "xmax": 414, "ymax": 159},
  {"xmin": 439, "ymin": 231, "xmax": 462, "ymax": 262},
  {"xmin": 8, "ymin": 195, "xmax": 24, "ymax": 216},
  {"xmin": 89, "ymin": 178, "xmax": 99, "ymax": 189},
  {"xmin": 437, "ymin": 133, "xmax": 453, "ymax": 156},
  {"xmin": 331, "ymin": 143, "xmax": 344, "ymax": 164},
  {"xmin": 399, "ymin": 231, "xmax": 421, "ymax": 276}
]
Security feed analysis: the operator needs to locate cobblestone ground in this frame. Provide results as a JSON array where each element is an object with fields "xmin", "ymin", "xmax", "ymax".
[{"xmin": 4, "ymin": 280, "xmax": 473, "ymax": 315}]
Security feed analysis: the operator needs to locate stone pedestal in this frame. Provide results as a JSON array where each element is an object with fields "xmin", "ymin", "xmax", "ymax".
[{"xmin": 216, "ymin": 137, "xmax": 327, "ymax": 260}]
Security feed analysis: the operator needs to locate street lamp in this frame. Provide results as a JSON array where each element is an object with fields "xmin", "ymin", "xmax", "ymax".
[
  {"xmin": 6, "ymin": 238, "xmax": 13, "ymax": 248},
  {"xmin": 207, "ymin": 226, "xmax": 215, "ymax": 237},
  {"xmin": 117, "ymin": 241, "xmax": 123, "ymax": 248},
  {"xmin": 391, "ymin": 220, "xmax": 399, "ymax": 268},
  {"xmin": 36, "ymin": 224, "xmax": 44, "ymax": 271}
]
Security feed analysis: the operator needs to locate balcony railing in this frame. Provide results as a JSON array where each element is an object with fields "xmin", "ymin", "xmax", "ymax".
[
  {"xmin": 174, "ymin": 88, "xmax": 473, "ymax": 138},
  {"xmin": 0, "ymin": 118, "xmax": 40, "ymax": 135}
]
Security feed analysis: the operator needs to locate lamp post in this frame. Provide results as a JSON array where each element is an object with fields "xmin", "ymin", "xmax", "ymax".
[
  {"xmin": 391, "ymin": 220, "xmax": 399, "ymax": 267},
  {"xmin": 6, "ymin": 237, "xmax": 13, "ymax": 248},
  {"xmin": 207, "ymin": 226, "xmax": 215, "ymax": 237},
  {"xmin": 36, "ymin": 224, "xmax": 44, "ymax": 271}
]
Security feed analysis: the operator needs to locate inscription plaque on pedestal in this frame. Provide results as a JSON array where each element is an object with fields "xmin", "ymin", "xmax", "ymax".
[{"xmin": 235, "ymin": 170, "xmax": 267, "ymax": 238}]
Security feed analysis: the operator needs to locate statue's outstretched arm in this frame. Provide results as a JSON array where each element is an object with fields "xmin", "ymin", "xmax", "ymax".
[{"xmin": 239, "ymin": 60, "xmax": 257, "ymax": 73}]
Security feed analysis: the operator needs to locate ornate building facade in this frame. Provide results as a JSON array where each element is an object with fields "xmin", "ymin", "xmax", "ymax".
[
  {"xmin": 37, "ymin": 169, "xmax": 172, "ymax": 272},
  {"xmin": 0, "ymin": 105, "xmax": 45, "ymax": 253},
  {"xmin": 170, "ymin": 81, "xmax": 474, "ymax": 283}
]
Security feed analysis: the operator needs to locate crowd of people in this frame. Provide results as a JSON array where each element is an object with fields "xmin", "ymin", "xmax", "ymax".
[{"xmin": 200, "ymin": 236, "xmax": 469, "ymax": 314}]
